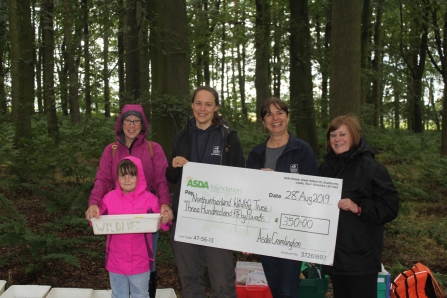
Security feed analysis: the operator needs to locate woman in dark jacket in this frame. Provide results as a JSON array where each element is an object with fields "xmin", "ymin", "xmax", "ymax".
[
  {"xmin": 319, "ymin": 115, "xmax": 399, "ymax": 298},
  {"xmin": 246, "ymin": 97, "xmax": 319, "ymax": 298},
  {"xmin": 165, "ymin": 86, "xmax": 245, "ymax": 298}
]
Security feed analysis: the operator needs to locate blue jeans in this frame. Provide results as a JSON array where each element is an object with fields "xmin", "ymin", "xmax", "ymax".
[
  {"xmin": 109, "ymin": 271, "xmax": 150, "ymax": 298},
  {"xmin": 260, "ymin": 255, "xmax": 302, "ymax": 298},
  {"xmin": 151, "ymin": 232, "xmax": 158, "ymax": 272}
]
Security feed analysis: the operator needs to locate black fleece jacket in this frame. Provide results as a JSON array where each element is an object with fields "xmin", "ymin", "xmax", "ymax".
[
  {"xmin": 319, "ymin": 137, "xmax": 399, "ymax": 275},
  {"xmin": 165, "ymin": 118, "xmax": 245, "ymax": 221}
]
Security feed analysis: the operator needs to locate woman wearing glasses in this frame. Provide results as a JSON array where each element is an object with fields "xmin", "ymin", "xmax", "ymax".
[{"xmin": 85, "ymin": 104, "xmax": 173, "ymax": 298}]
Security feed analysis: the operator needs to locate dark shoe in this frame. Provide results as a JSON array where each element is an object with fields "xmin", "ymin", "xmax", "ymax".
[{"xmin": 149, "ymin": 271, "xmax": 158, "ymax": 298}]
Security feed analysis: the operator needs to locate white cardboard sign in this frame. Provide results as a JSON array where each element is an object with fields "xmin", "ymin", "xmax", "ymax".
[{"xmin": 174, "ymin": 162, "xmax": 342, "ymax": 265}]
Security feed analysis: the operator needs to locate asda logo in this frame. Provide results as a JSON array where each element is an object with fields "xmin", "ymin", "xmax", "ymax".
[{"xmin": 186, "ymin": 176, "xmax": 209, "ymax": 189}]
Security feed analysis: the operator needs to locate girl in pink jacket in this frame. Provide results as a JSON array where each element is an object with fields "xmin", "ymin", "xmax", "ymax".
[{"xmin": 100, "ymin": 156, "xmax": 171, "ymax": 298}]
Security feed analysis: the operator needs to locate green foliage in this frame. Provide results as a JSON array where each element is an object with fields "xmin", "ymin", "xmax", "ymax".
[
  {"xmin": 0, "ymin": 116, "xmax": 112, "ymax": 278},
  {"xmin": 0, "ymin": 194, "xmax": 100, "ymax": 276}
]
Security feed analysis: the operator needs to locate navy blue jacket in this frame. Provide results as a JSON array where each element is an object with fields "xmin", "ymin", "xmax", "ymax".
[{"xmin": 246, "ymin": 133, "xmax": 318, "ymax": 176}]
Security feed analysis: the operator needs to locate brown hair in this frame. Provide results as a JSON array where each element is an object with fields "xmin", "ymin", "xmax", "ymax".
[
  {"xmin": 116, "ymin": 159, "xmax": 138, "ymax": 177},
  {"xmin": 326, "ymin": 115, "xmax": 361, "ymax": 153},
  {"xmin": 260, "ymin": 97, "xmax": 289, "ymax": 120},
  {"xmin": 191, "ymin": 86, "xmax": 223, "ymax": 127}
]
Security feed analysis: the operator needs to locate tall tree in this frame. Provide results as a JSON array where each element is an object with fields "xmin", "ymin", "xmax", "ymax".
[
  {"xmin": 42, "ymin": 0, "xmax": 59, "ymax": 135},
  {"xmin": 313, "ymin": 0, "xmax": 331, "ymax": 128},
  {"xmin": 255, "ymin": 0, "xmax": 271, "ymax": 122},
  {"xmin": 82, "ymin": 0, "xmax": 91, "ymax": 116},
  {"xmin": 124, "ymin": 0, "xmax": 140, "ymax": 104},
  {"xmin": 103, "ymin": 5, "xmax": 111, "ymax": 118},
  {"xmin": 140, "ymin": 0, "xmax": 150, "ymax": 117},
  {"xmin": 289, "ymin": 0, "xmax": 319, "ymax": 155},
  {"xmin": 271, "ymin": 1, "xmax": 284, "ymax": 98},
  {"xmin": 8, "ymin": 0, "xmax": 19, "ymax": 118},
  {"xmin": 149, "ymin": 0, "xmax": 189, "ymax": 155},
  {"xmin": 235, "ymin": 0, "xmax": 247, "ymax": 117},
  {"xmin": 360, "ymin": 0, "xmax": 371, "ymax": 106},
  {"xmin": 400, "ymin": 1, "xmax": 428, "ymax": 133},
  {"xmin": 330, "ymin": 0, "xmax": 362, "ymax": 119},
  {"xmin": 427, "ymin": 0, "xmax": 447, "ymax": 155},
  {"xmin": 0, "ymin": 0, "xmax": 7, "ymax": 114},
  {"xmin": 63, "ymin": 0, "xmax": 81, "ymax": 124},
  {"xmin": 14, "ymin": 0, "xmax": 34, "ymax": 146},
  {"xmin": 371, "ymin": 0, "xmax": 384, "ymax": 128}
]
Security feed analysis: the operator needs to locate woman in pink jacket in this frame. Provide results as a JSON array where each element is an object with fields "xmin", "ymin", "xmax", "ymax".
[
  {"xmin": 85, "ymin": 104, "xmax": 173, "ymax": 297},
  {"xmin": 100, "ymin": 156, "xmax": 171, "ymax": 298}
]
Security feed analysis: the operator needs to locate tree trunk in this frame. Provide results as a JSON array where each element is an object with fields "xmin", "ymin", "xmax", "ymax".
[
  {"xmin": 220, "ymin": 0, "xmax": 226, "ymax": 106},
  {"xmin": 272, "ymin": 8, "xmax": 281, "ymax": 98},
  {"xmin": 60, "ymin": 39, "xmax": 69, "ymax": 116},
  {"xmin": 9, "ymin": 0, "xmax": 19, "ymax": 118},
  {"xmin": 360, "ymin": 0, "xmax": 371, "ymax": 106},
  {"xmin": 34, "ymin": 5, "xmax": 43, "ymax": 113},
  {"xmin": 315, "ymin": 0, "xmax": 331, "ymax": 128},
  {"xmin": 371, "ymin": 0, "xmax": 383, "ymax": 128},
  {"xmin": 82, "ymin": 0, "xmax": 91, "ymax": 117},
  {"xmin": 149, "ymin": 0, "xmax": 189, "ymax": 155},
  {"xmin": 255, "ymin": 0, "xmax": 271, "ymax": 122},
  {"xmin": 103, "ymin": 7, "xmax": 110, "ymax": 117},
  {"xmin": 400, "ymin": 1, "xmax": 428, "ymax": 133},
  {"xmin": 14, "ymin": 0, "xmax": 34, "ymax": 146},
  {"xmin": 0, "ymin": 0, "xmax": 7, "ymax": 114},
  {"xmin": 289, "ymin": 0, "xmax": 319, "ymax": 155},
  {"xmin": 235, "ymin": 0, "xmax": 247, "ymax": 118},
  {"xmin": 118, "ymin": 0, "xmax": 125, "ymax": 109},
  {"xmin": 124, "ymin": 0, "xmax": 140, "ymax": 104},
  {"xmin": 42, "ymin": 0, "xmax": 59, "ymax": 135},
  {"xmin": 140, "ymin": 0, "xmax": 150, "ymax": 119},
  {"xmin": 330, "ymin": 0, "xmax": 362, "ymax": 119}
]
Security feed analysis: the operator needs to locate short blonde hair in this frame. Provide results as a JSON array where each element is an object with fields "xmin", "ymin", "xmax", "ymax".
[{"xmin": 326, "ymin": 115, "xmax": 361, "ymax": 153}]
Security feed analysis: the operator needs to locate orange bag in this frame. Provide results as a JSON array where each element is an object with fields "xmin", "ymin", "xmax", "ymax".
[{"xmin": 391, "ymin": 263, "xmax": 443, "ymax": 298}]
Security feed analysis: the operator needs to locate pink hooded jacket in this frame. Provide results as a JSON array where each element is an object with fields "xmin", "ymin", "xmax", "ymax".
[
  {"xmin": 100, "ymin": 156, "xmax": 170, "ymax": 275},
  {"xmin": 89, "ymin": 104, "xmax": 171, "ymax": 207}
]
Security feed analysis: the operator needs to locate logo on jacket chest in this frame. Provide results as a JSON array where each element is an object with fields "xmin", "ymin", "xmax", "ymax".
[
  {"xmin": 290, "ymin": 164, "xmax": 298, "ymax": 173},
  {"xmin": 211, "ymin": 146, "xmax": 222, "ymax": 156}
]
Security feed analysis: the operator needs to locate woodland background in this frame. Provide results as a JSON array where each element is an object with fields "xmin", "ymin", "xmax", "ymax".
[{"xmin": 2, "ymin": 0, "xmax": 447, "ymax": 297}]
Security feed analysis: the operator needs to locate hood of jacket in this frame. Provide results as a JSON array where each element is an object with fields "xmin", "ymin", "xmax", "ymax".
[
  {"xmin": 115, "ymin": 104, "xmax": 149, "ymax": 144},
  {"xmin": 324, "ymin": 137, "xmax": 374, "ymax": 163},
  {"xmin": 115, "ymin": 156, "xmax": 147, "ymax": 198}
]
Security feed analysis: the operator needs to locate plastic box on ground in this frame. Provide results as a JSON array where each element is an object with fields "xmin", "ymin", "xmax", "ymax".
[
  {"xmin": 0, "ymin": 285, "xmax": 51, "ymax": 298},
  {"xmin": 155, "ymin": 288, "xmax": 177, "ymax": 298},
  {"xmin": 236, "ymin": 285, "xmax": 272, "ymax": 298},
  {"xmin": 298, "ymin": 278, "xmax": 329, "ymax": 298},
  {"xmin": 236, "ymin": 262, "xmax": 265, "ymax": 285},
  {"xmin": 46, "ymin": 287, "xmax": 93, "ymax": 298},
  {"xmin": 91, "ymin": 289, "xmax": 112, "ymax": 298},
  {"xmin": 90, "ymin": 214, "xmax": 161, "ymax": 235},
  {"xmin": 0, "ymin": 281, "xmax": 6, "ymax": 294},
  {"xmin": 377, "ymin": 272, "xmax": 391, "ymax": 298}
]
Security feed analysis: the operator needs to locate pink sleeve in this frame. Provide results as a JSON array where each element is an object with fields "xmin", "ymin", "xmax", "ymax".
[
  {"xmin": 150, "ymin": 143, "xmax": 172, "ymax": 206},
  {"xmin": 89, "ymin": 144, "xmax": 114, "ymax": 206}
]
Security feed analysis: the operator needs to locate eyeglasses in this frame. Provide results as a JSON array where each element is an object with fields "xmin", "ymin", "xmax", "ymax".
[{"xmin": 123, "ymin": 119, "xmax": 142, "ymax": 126}]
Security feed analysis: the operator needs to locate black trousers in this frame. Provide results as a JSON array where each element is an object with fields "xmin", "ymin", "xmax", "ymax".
[
  {"xmin": 170, "ymin": 222, "xmax": 236, "ymax": 298},
  {"xmin": 330, "ymin": 273, "xmax": 378, "ymax": 298}
]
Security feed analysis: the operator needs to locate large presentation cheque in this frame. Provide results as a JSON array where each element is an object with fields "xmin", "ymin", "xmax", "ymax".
[{"xmin": 174, "ymin": 162, "xmax": 343, "ymax": 265}]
